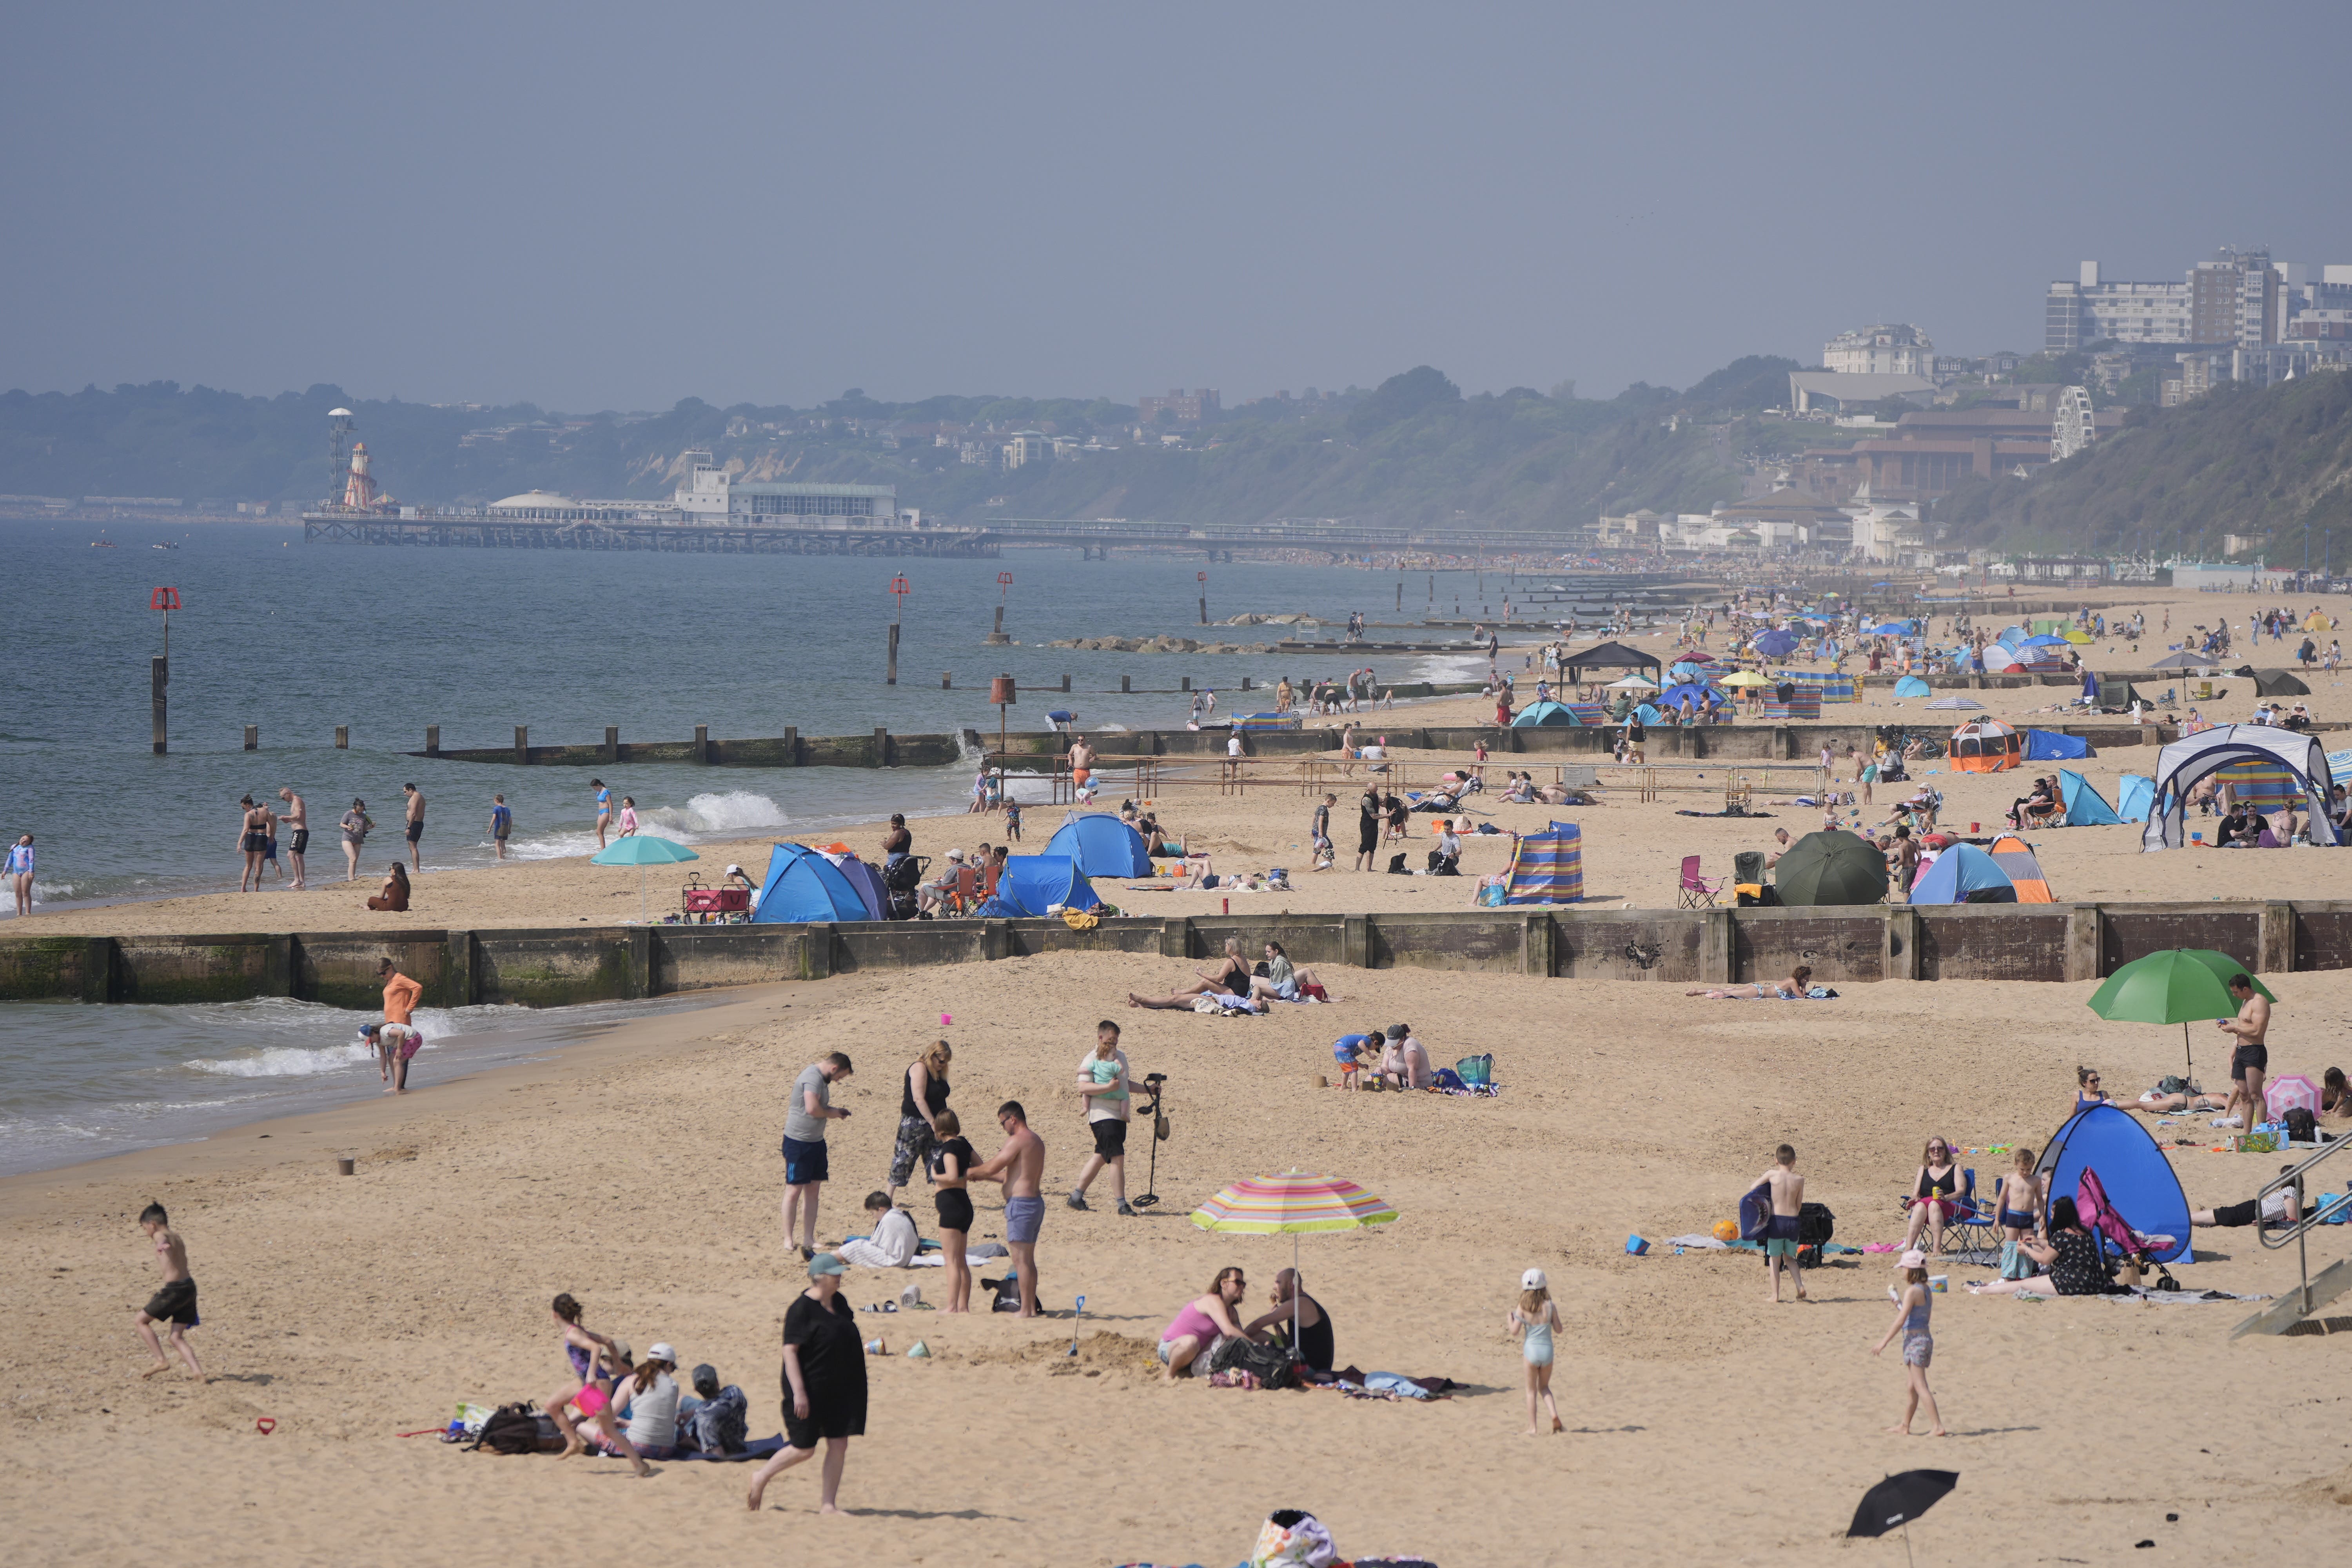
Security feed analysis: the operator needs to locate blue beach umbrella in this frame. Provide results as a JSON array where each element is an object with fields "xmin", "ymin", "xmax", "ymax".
[
  {"xmin": 1753, "ymin": 630, "xmax": 1800, "ymax": 657},
  {"xmin": 590, "ymin": 834, "xmax": 700, "ymax": 921}
]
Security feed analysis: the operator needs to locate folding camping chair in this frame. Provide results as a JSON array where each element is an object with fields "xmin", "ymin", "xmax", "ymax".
[
  {"xmin": 1936, "ymin": 1171, "xmax": 2002, "ymax": 1268},
  {"xmin": 1676, "ymin": 855, "xmax": 1725, "ymax": 908},
  {"xmin": 942, "ymin": 864, "xmax": 981, "ymax": 916}
]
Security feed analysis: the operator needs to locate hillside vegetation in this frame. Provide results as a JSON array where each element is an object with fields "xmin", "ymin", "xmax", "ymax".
[
  {"xmin": 0, "ymin": 361, "xmax": 1802, "ymax": 528},
  {"xmin": 1937, "ymin": 371, "xmax": 2352, "ymax": 562}
]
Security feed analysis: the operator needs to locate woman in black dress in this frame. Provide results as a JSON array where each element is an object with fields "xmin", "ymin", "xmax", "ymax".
[
  {"xmin": 1354, "ymin": 786, "xmax": 1381, "ymax": 871},
  {"xmin": 929, "ymin": 1108, "xmax": 977, "ymax": 1312},
  {"xmin": 746, "ymin": 1254, "xmax": 868, "ymax": 1514}
]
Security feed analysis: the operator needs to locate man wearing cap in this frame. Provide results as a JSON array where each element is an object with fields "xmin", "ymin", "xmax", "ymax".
[
  {"xmin": 782, "ymin": 1052, "xmax": 854, "ymax": 1262},
  {"xmin": 918, "ymin": 848, "xmax": 966, "ymax": 916}
]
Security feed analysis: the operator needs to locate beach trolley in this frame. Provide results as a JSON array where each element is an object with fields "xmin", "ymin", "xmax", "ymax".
[
  {"xmin": 679, "ymin": 873, "xmax": 751, "ymax": 924},
  {"xmin": 1948, "ymin": 717, "xmax": 2022, "ymax": 773}
]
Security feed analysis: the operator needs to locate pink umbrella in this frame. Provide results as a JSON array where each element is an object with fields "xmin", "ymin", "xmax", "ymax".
[{"xmin": 2265, "ymin": 1074, "xmax": 2321, "ymax": 1119}]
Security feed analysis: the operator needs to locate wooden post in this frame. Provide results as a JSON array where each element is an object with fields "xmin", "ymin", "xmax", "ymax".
[
  {"xmin": 244, "ymin": 725, "xmax": 258, "ymax": 751},
  {"xmin": 514, "ymin": 725, "xmax": 528, "ymax": 764},
  {"xmin": 1884, "ymin": 906, "xmax": 1922, "ymax": 980},
  {"xmin": 1121, "ymin": 675, "xmax": 1132, "ymax": 693},
  {"xmin": 1060, "ymin": 673, "xmax": 1071, "ymax": 692},
  {"xmin": 887, "ymin": 623, "xmax": 900, "ymax": 686},
  {"xmin": 784, "ymin": 726, "xmax": 800, "ymax": 765},
  {"xmin": 694, "ymin": 724, "xmax": 710, "ymax": 764},
  {"xmin": 603, "ymin": 727, "xmax": 618, "ymax": 763},
  {"xmin": 801, "ymin": 923, "xmax": 835, "ymax": 980},
  {"xmin": 2259, "ymin": 902, "xmax": 2296, "ymax": 975},
  {"xmin": 151, "ymin": 655, "xmax": 167, "ymax": 755},
  {"xmin": 873, "ymin": 727, "xmax": 890, "ymax": 767},
  {"xmin": 335, "ymin": 726, "xmax": 349, "ymax": 750},
  {"xmin": 942, "ymin": 672, "xmax": 952, "ymax": 689},
  {"xmin": 1181, "ymin": 676, "xmax": 1191, "ymax": 691},
  {"xmin": 425, "ymin": 725, "xmax": 440, "ymax": 757},
  {"xmin": 2064, "ymin": 904, "xmax": 2103, "ymax": 982},
  {"xmin": 1701, "ymin": 909, "xmax": 1735, "ymax": 983}
]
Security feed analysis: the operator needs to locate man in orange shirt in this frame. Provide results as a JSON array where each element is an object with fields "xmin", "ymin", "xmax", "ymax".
[{"xmin": 374, "ymin": 957, "xmax": 425, "ymax": 1092}]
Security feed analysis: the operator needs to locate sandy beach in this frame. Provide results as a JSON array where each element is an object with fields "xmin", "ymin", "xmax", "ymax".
[
  {"xmin": 7, "ymin": 577, "xmax": 2352, "ymax": 1565},
  {"xmin": 8, "ymin": 953, "xmax": 2352, "ymax": 1564}
]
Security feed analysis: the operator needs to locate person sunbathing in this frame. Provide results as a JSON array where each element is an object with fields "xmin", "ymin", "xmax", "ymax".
[
  {"xmin": 2187, "ymin": 1167, "xmax": 2302, "ymax": 1230},
  {"xmin": 2132, "ymin": 1080, "xmax": 2227, "ymax": 1114},
  {"xmin": 1128, "ymin": 950, "xmax": 1267, "ymax": 1012},
  {"xmin": 1687, "ymin": 964, "xmax": 1814, "ymax": 1000}
]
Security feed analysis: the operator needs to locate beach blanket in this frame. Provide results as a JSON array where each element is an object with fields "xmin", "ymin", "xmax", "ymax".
[{"xmin": 673, "ymin": 1435, "xmax": 788, "ymax": 1462}]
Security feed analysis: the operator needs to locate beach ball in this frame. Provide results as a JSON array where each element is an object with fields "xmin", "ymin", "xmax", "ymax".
[{"xmin": 1711, "ymin": 1219, "xmax": 1739, "ymax": 1243}]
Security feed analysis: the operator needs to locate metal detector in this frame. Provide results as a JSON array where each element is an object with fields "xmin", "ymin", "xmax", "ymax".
[{"xmin": 1130, "ymin": 1074, "xmax": 1169, "ymax": 1209}]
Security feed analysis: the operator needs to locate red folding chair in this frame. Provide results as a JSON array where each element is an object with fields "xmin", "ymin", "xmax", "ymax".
[{"xmin": 1676, "ymin": 854, "xmax": 1725, "ymax": 908}]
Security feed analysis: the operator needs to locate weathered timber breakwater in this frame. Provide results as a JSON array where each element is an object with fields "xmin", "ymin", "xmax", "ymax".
[{"xmin": 0, "ymin": 900, "xmax": 2335, "ymax": 1008}]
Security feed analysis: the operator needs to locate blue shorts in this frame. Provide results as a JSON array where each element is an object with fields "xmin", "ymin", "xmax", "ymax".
[
  {"xmin": 1005, "ymin": 1195, "xmax": 1045, "ymax": 1244},
  {"xmin": 780, "ymin": 1135, "xmax": 829, "ymax": 1185}
]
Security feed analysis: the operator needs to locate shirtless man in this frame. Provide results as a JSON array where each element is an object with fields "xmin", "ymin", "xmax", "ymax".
[
  {"xmin": 1754, "ymin": 1145, "xmax": 1808, "ymax": 1303},
  {"xmin": 967, "ymin": 1101, "xmax": 1046, "ymax": 1318},
  {"xmin": 401, "ymin": 782, "xmax": 425, "ymax": 872},
  {"xmin": 2218, "ymin": 974, "xmax": 2271, "ymax": 1131},
  {"xmin": 1068, "ymin": 737, "xmax": 1098, "ymax": 799},
  {"xmin": 277, "ymin": 787, "xmax": 309, "ymax": 889},
  {"xmin": 236, "ymin": 795, "xmax": 271, "ymax": 892}
]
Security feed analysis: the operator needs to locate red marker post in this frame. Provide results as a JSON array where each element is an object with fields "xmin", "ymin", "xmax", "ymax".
[{"xmin": 149, "ymin": 587, "xmax": 180, "ymax": 754}]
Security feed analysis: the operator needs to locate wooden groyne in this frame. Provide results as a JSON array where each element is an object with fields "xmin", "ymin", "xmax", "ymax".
[{"xmin": 0, "ymin": 899, "xmax": 2331, "ymax": 1009}]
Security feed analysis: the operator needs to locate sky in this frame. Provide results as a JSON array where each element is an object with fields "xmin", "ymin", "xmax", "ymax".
[{"xmin": 4, "ymin": 1, "xmax": 2345, "ymax": 413}]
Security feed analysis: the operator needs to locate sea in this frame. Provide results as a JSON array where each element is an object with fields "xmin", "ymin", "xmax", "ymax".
[{"xmin": 0, "ymin": 514, "xmax": 1563, "ymax": 1172}]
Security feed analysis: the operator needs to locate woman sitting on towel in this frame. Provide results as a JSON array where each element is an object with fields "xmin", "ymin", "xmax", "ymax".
[
  {"xmin": 835, "ymin": 1191, "xmax": 921, "ymax": 1270},
  {"xmin": 1686, "ymin": 964, "xmax": 1813, "ymax": 1001},
  {"xmin": 1242, "ymin": 940, "xmax": 1328, "ymax": 1004},
  {"xmin": 1158, "ymin": 1265, "xmax": 1257, "ymax": 1381},
  {"xmin": 1967, "ymin": 1198, "xmax": 2114, "ymax": 1296}
]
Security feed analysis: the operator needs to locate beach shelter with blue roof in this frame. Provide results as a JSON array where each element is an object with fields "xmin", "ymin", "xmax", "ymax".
[
  {"xmin": 2141, "ymin": 725, "xmax": 2341, "ymax": 848},
  {"xmin": 2024, "ymin": 729, "xmax": 2090, "ymax": 761},
  {"xmin": 2058, "ymin": 770, "xmax": 2121, "ymax": 825},
  {"xmin": 751, "ymin": 842, "xmax": 874, "ymax": 924},
  {"xmin": 979, "ymin": 854, "xmax": 1093, "ymax": 918},
  {"xmin": 2034, "ymin": 1104, "xmax": 2192, "ymax": 1265},
  {"xmin": 2116, "ymin": 775, "xmax": 2156, "ymax": 822},
  {"xmin": 1043, "ymin": 812, "xmax": 1153, "ymax": 877},
  {"xmin": 1894, "ymin": 675, "xmax": 1933, "ymax": 698},
  {"xmin": 1500, "ymin": 823, "xmax": 1582, "ymax": 904},
  {"xmin": 1511, "ymin": 700, "xmax": 1579, "ymax": 728},
  {"xmin": 1908, "ymin": 843, "xmax": 2016, "ymax": 904}
]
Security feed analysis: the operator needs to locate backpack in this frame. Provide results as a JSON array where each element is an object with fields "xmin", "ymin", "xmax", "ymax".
[
  {"xmin": 1210, "ymin": 1334, "xmax": 1298, "ymax": 1390},
  {"xmin": 468, "ymin": 1402, "xmax": 558, "ymax": 1455},
  {"xmin": 2285, "ymin": 1106, "xmax": 2318, "ymax": 1145},
  {"xmin": 985, "ymin": 1274, "xmax": 1029, "ymax": 1314},
  {"xmin": 1386, "ymin": 853, "xmax": 1408, "ymax": 875}
]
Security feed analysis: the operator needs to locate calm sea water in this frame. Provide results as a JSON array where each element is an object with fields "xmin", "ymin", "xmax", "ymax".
[{"xmin": 2, "ymin": 515, "xmax": 1589, "ymax": 1172}]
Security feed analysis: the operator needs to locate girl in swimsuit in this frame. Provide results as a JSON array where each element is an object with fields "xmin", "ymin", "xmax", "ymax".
[
  {"xmin": 1870, "ymin": 1250, "xmax": 1945, "ymax": 1436},
  {"xmin": 1902, "ymin": 1137, "xmax": 1960, "ymax": 1255},
  {"xmin": 1506, "ymin": 1267, "xmax": 1563, "ymax": 1436},
  {"xmin": 543, "ymin": 1292, "xmax": 651, "ymax": 1475},
  {"xmin": 927, "ymin": 1109, "xmax": 976, "ymax": 1314},
  {"xmin": 1993, "ymin": 1146, "xmax": 2042, "ymax": 1279},
  {"xmin": 2073, "ymin": 1065, "xmax": 2112, "ymax": 1112}
]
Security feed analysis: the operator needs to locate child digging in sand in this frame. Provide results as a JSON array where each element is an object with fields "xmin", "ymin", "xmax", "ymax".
[
  {"xmin": 1506, "ymin": 1267, "xmax": 1564, "ymax": 1435},
  {"xmin": 134, "ymin": 1202, "xmax": 205, "ymax": 1382},
  {"xmin": 1870, "ymin": 1249, "xmax": 1946, "ymax": 1436}
]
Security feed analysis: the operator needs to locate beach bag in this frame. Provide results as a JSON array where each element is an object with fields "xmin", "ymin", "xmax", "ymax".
[
  {"xmin": 1387, "ymin": 853, "xmax": 1408, "ymax": 875},
  {"xmin": 469, "ymin": 1403, "xmax": 558, "ymax": 1455},
  {"xmin": 2285, "ymin": 1107, "xmax": 2318, "ymax": 1144},
  {"xmin": 1455, "ymin": 1054, "xmax": 1494, "ymax": 1088},
  {"xmin": 1250, "ymin": 1510, "xmax": 1336, "ymax": 1568},
  {"xmin": 1211, "ymin": 1336, "xmax": 1298, "ymax": 1390},
  {"xmin": 1476, "ymin": 880, "xmax": 1505, "ymax": 906},
  {"xmin": 985, "ymin": 1274, "xmax": 1029, "ymax": 1314}
]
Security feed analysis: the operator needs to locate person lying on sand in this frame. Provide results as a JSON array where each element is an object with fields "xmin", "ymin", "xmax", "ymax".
[
  {"xmin": 1688, "ymin": 965, "xmax": 1814, "ymax": 1000},
  {"xmin": 1128, "ymin": 979, "xmax": 1266, "ymax": 1013}
]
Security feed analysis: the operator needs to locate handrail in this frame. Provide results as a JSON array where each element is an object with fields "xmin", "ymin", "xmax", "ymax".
[{"xmin": 2256, "ymin": 1134, "xmax": 2352, "ymax": 1319}]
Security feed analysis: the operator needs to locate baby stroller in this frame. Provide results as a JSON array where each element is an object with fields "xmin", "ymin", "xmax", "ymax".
[{"xmin": 882, "ymin": 855, "xmax": 929, "ymax": 922}]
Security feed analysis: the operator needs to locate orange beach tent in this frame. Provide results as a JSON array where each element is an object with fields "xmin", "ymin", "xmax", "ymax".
[
  {"xmin": 1987, "ymin": 834, "xmax": 2053, "ymax": 902},
  {"xmin": 1949, "ymin": 717, "xmax": 2022, "ymax": 773}
]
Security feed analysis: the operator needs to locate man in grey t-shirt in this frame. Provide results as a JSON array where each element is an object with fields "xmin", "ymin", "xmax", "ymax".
[{"xmin": 781, "ymin": 1052, "xmax": 853, "ymax": 1260}]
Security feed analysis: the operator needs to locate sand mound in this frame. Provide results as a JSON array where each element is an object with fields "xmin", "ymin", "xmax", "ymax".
[{"xmin": 964, "ymin": 1330, "xmax": 1164, "ymax": 1380}]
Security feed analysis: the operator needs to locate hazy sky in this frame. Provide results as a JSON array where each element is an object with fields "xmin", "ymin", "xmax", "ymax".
[{"xmin": 5, "ymin": 2, "xmax": 2344, "ymax": 411}]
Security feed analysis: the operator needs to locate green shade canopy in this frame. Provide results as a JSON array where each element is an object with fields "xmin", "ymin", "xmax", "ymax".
[
  {"xmin": 2086, "ymin": 948, "xmax": 2273, "ymax": 1091},
  {"xmin": 590, "ymin": 835, "xmax": 700, "ymax": 866},
  {"xmin": 1772, "ymin": 830, "xmax": 1886, "ymax": 906}
]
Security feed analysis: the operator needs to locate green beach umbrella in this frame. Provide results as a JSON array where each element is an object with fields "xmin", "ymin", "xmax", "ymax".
[
  {"xmin": 590, "ymin": 834, "xmax": 699, "ymax": 921},
  {"xmin": 2086, "ymin": 949, "xmax": 2273, "ymax": 1091},
  {"xmin": 1772, "ymin": 830, "xmax": 1886, "ymax": 906}
]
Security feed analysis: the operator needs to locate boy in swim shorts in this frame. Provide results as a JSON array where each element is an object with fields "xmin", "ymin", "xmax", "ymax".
[
  {"xmin": 1755, "ymin": 1144, "xmax": 1807, "ymax": 1304},
  {"xmin": 1332, "ymin": 1023, "xmax": 1384, "ymax": 1089},
  {"xmin": 134, "ymin": 1201, "xmax": 205, "ymax": 1381}
]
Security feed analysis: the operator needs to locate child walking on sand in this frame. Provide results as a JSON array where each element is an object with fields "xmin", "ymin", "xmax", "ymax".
[
  {"xmin": 1506, "ymin": 1267, "xmax": 1563, "ymax": 1435},
  {"xmin": 1870, "ymin": 1250, "xmax": 1945, "ymax": 1437},
  {"xmin": 134, "ymin": 1202, "xmax": 205, "ymax": 1381},
  {"xmin": 1756, "ymin": 1144, "xmax": 1807, "ymax": 1303}
]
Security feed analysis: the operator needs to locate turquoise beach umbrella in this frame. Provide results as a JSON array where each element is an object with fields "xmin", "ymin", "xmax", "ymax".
[{"xmin": 590, "ymin": 834, "xmax": 699, "ymax": 920}]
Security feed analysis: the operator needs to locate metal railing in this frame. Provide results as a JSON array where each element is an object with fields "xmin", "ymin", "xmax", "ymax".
[{"xmin": 2255, "ymin": 1135, "xmax": 2352, "ymax": 1320}]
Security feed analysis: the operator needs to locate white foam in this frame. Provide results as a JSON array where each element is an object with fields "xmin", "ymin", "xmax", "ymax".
[
  {"xmin": 647, "ymin": 789, "xmax": 792, "ymax": 837},
  {"xmin": 183, "ymin": 1042, "xmax": 376, "ymax": 1078}
]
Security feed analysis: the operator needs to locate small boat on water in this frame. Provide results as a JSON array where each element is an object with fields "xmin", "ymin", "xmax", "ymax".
[
  {"xmin": 151, "ymin": 542, "xmax": 178, "ymax": 549},
  {"xmin": 90, "ymin": 540, "xmax": 116, "ymax": 548}
]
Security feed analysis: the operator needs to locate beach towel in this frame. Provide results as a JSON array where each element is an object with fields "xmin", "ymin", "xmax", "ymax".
[{"xmin": 674, "ymin": 1434, "xmax": 788, "ymax": 1462}]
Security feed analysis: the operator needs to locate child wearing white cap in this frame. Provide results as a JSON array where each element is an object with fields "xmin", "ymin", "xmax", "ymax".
[
  {"xmin": 1869, "ymin": 1250, "xmax": 1945, "ymax": 1437},
  {"xmin": 1505, "ymin": 1267, "xmax": 1563, "ymax": 1436}
]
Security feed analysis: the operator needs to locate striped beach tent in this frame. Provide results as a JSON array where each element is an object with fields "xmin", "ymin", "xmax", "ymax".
[
  {"xmin": 1988, "ymin": 835, "xmax": 2055, "ymax": 901},
  {"xmin": 1774, "ymin": 670, "xmax": 1859, "ymax": 703},
  {"xmin": 1501, "ymin": 823, "xmax": 1583, "ymax": 904}
]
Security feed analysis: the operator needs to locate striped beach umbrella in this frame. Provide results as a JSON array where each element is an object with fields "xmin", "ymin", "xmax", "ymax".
[{"xmin": 1192, "ymin": 1170, "xmax": 1399, "ymax": 1356}]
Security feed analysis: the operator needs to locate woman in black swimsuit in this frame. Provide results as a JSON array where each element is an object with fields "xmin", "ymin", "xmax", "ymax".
[
  {"xmin": 927, "ymin": 1109, "xmax": 976, "ymax": 1314},
  {"xmin": 1355, "ymin": 787, "xmax": 1380, "ymax": 871},
  {"xmin": 1902, "ymin": 1136, "xmax": 1961, "ymax": 1255}
]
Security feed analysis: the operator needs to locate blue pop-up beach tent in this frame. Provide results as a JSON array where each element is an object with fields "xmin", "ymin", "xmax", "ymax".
[
  {"xmin": 2034, "ymin": 1104, "xmax": 2192, "ymax": 1265},
  {"xmin": 1908, "ymin": 843, "xmax": 2016, "ymax": 904},
  {"xmin": 1894, "ymin": 675, "xmax": 1933, "ymax": 698},
  {"xmin": 2025, "ymin": 729, "xmax": 2090, "ymax": 761},
  {"xmin": 835, "ymin": 856, "xmax": 889, "ymax": 921},
  {"xmin": 1043, "ymin": 812, "xmax": 1152, "ymax": 877},
  {"xmin": 981, "ymin": 854, "xmax": 1093, "ymax": 918},
  {"xmin": 2115, "ymin": 774, "xmax": 2156, "ymax": 822},
  {"xmin": 751, "ymin": 842, "xmax": 874, "ymax": 924},
  {"xmin": 1511, "ymin": 699, "xmax": 1579, "ymax": 728},
  {"xmin": 2058, "ymin": 770, "xmax": 2122, "ymax": 826}
]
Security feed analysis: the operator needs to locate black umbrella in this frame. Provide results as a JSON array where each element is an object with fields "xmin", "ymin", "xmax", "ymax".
[{"xmin": 1849, "ymin": 1470, "xmax": 1958, "ymax": 1564}]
